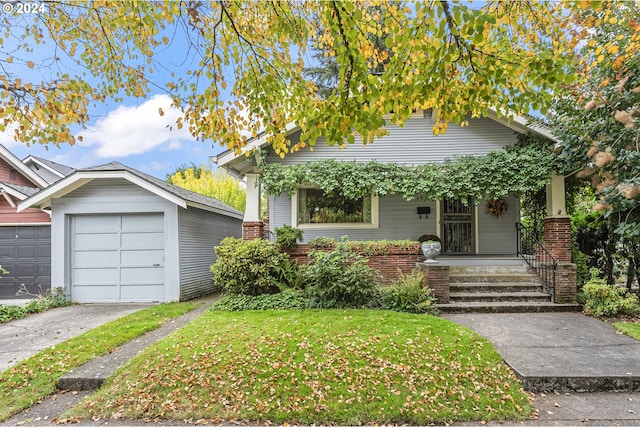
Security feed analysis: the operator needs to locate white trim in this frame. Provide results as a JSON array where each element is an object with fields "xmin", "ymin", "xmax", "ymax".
[
  {"xmin": 474, "ymin": 205, "xmax": 479, "ymax": 255},
  {"xmin": 435, "ymin": 202, "xmax": 441, "ymax": 238},
  {"xmin": 22, "ymin": 156, "xmax": 66, "ymax": 180},
  {"xmin": 185, "ymin": 201, "xmax": 244, "ymax": 219},
  {"xmin": 17, "ymin": 171, "xmax": 188, "ymax": 212},
  {"xmin": 0, "ymin": 145, "xmax": 49, "ymax": 188},
  {"xmin": 0, "ymin": 222, "xmax": 50, "ymax": 226},
  {"xmin": 215, "ymin": 122, "xmax": 300, "ymax": 168},
  {"xmin": 0, "ymin": 184, "xmax": 29, "ymax": 200},
  {"xmin": 291, "ymin": 189, "xmax": 379, "ymax": 229},
  {"xmin": 1, "ymin": 190, "xmax": 16, "ymax": 208}
]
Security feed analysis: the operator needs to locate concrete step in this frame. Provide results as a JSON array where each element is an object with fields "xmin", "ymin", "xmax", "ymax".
[
  {"xmin": 449, "ymin": 265, "xmax": 530, "ymax": 275},
  {"xmin": 450, "ymin": 282, "xmax": 545, "ymax": 293},
  {"xmin": 449, "ymin": 291, "xmax": 552, "ymax": 303},
  {"xmin": 437, "ymin": 301, "xmax": 582, "ymax": 314},
  {"xmin": 449, "ymin": 273, "xmax": 539, "ymax": 283}
]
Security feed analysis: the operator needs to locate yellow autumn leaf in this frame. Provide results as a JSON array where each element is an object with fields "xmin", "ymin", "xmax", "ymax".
[{"xmin": 606, "ymin": 45, "xmax": 619, "ymax": 55}]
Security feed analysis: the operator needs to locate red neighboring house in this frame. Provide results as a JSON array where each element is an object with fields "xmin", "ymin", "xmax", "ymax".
[{"xmin": 0, "ymin": 145, "xmax": 74, "ymax": 298}]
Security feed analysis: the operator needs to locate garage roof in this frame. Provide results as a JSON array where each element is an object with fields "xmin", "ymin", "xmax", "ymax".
[{"xmin": 18, "ymin": 161, "xmax": 244, "ymax": 219}]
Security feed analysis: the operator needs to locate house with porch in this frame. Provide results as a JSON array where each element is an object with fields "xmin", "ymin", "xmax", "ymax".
[{"xmin": 214, "ymin": 109, "xmax": 578, "ymax": 312}]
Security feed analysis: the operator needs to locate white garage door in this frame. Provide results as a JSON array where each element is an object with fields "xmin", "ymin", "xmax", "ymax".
[{"xmin": 71, "ymin": 213, "xmax": 165, "ymax": 302}]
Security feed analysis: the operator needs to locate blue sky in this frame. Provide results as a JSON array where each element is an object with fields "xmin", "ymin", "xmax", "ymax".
[
  {"xmin": 1, "ymin": 7, "xmax": 231, "ymax": 180},
  {"xmin": 1, "ymin": 93, "xmax": 223, "ymax": 180}
]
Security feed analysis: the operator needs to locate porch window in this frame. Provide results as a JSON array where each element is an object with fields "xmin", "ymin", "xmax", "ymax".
[{"xmin": 293, "ymin": 188, "xmax": 379, "ymax": 229}]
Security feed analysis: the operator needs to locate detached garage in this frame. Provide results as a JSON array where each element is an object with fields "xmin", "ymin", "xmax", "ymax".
[{"xmin": 18, "ymin": 162, "xmax": 243, "ymax": 303}]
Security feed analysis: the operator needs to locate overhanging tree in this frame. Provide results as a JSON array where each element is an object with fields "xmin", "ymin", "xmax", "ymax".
[
  {"xmin": 2, "ymin": 1, "xmax": 577, "ymax": 155},
  {"xmin": 548, "ymin": 1, "xmax": 640, "ymax": 287}
]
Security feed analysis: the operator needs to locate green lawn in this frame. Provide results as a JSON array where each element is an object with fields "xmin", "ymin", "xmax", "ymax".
[
  {"xmin": 613, "ymin": 321, "xmax": 640, "ymax": 340},
  {"xmin": 69, "ymin": 310, "xmax": 531, "ymax": 425},
  {"xmin": 0, "ymin": 302, "xmax": 197, "ymax": 422}
]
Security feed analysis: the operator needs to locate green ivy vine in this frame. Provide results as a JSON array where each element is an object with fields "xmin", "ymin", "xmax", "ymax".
[{"xmin": 259, "ymin": 134, "xmax": 566, "ymax": 202}]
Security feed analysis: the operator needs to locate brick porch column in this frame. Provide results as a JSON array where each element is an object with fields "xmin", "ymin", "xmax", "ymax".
[
  {"xmin": 242, "ymin": 172, "xmax": 263, "ymax": 240},
  {"xmin": 242, "ymin": 221, "xmax": 264, "ymax": 240},
  {"xmin": 555, "ymin": 263, "xmax": 577, "ymax": 304},
  {"xmin": 543, "ymin": 216, "xmax": 572, "ymax": 263},
  {"xmin": 417, "ymin": 263, "xmax": 450, "ymax": 303}
]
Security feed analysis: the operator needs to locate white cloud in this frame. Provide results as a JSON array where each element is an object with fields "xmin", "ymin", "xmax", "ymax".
[{"xmin": 79, "ymin": 94, "xmax": 196, "ymax": 158}]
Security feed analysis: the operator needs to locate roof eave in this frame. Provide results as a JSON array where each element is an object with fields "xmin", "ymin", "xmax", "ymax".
[{"xmin": 18, "ymin": 170, "xmax": 188, "ymax": 212}]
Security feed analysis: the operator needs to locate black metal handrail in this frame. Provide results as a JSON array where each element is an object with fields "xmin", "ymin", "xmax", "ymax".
[{"xmin": 516, "ymin": 223, "xmax": 557, "ymax": 302}]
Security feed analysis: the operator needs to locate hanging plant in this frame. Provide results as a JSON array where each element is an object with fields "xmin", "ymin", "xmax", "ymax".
[{"xmin": 486, "ymin": 198, "xmax": 508, "ymax": 217}]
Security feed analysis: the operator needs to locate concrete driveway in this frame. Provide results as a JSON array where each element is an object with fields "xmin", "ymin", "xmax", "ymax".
[{"xmin": 0, "ymin": 303, "xmax": 151, "ymax": 372}]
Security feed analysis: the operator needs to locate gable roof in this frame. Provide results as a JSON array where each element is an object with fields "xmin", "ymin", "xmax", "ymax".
[
  {"xmin": 0, "ymin": 145, "xmax": 49, "ymax": 188},
  {"xmin": 213, "ymin": 108, "xmax": 558, "ymax": 177},
  {"xmin": 0, "ymin": 182, "xmax": 41, "ymax": 199},
  {"xmin": 22, "ymin": 155, "xmax": 75, "ymax": 182},
  {"xmin": 18, "ymin": 161, "xmax": 244, "ymax": 219}
]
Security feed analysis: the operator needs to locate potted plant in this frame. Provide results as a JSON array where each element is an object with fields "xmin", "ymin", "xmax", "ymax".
[
  {"xmin": 275, "ymin": 225, "xmax": 303, "ymax": 249},
  {"xmin": 418, "ymin": 234, "xmax": 441, "ymax": 263}
]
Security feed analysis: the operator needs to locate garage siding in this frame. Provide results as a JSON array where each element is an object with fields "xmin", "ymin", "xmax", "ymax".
[{"xmin": 178, "ymin": 207, "xmax": 242, "ymax": 300}]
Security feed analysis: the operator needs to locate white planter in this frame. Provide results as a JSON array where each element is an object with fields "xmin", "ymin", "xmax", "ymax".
[{"xmin": 421, "ymin": 241, "xmax": 441, "ymax": 263}]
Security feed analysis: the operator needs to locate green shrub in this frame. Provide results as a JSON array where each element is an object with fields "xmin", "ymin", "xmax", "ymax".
[
  {"xmin": 274, "ymin": 225, "xmax": 303, "ymax": 249},
  {"xmin": 308, "ymin": 236, "xmax": 337, "ymax": 250},
  {"xmin": 305, "ymin": 239, "xmax": 381, "ymax": 308},
  {"xmin": 380, "ymin": 269, "xmax": 438, "ymax": 314},
  {"xmin": 210, "ymin": 289, "xmax": 309, "ymax": 311},
  {"xmin": 0, "ymin": 290, "xmax": 70, "ymax": 323},
  {"xmin": 582, "ymin": 279, "xmax": 640, "ymax": 317},
  {"xmin": 211, "ymin": 237, "xmax": 297, "ymax": 296}
]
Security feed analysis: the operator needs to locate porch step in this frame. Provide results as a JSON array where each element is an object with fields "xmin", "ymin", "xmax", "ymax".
[
  {"xmin": 449, "ymin": 265, "xmax": 529, "ymax": 275},
  {"xmin": 449, "ymin": 291, "xmax": 551, "ymax": 303},
  {"xmin": 437, "ymin": 301, "xmax": 582, "ymax": 314},
  {"xmin": 434, "ymin": 262, "xmax": 581, "ymax": 313},
  {"xmin": 450, "ymin": 282, "xmax": 543, "ymax": 293},
  {"xmin": 450, "ymin": 273, "xmax": 538, "ymax": 283}
]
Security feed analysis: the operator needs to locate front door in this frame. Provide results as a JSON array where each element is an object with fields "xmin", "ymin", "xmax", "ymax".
[{"xmin": 441, "ymin": 197, "xmax": 474, "ymax": 255}]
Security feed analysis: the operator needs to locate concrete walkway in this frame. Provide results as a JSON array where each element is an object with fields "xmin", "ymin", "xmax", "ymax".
[
  {"xmin": 0, "ymin": 303, "xmax": 151, "ymax": 371},
  {"xmin": 443, "ymin": 312, "xmax": 640, "ymax": 392}
]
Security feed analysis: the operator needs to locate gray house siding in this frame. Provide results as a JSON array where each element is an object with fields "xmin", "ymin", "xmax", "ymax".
[
  {"xmin": 272, "ymin": 192, "xmax": 519, "ymax": 255},
  {"xmin": 477, "ymin": 193, "xmax": 520, "ymax": 255},
  {"xmin": 178, "ymin": 207, "xmax": 242, "ymax": 300},
  {"xmin": 265, "ymin": 114, "xmax": 522, "ymax": 254},
  {"xmin": 267, "ymin": 114, "xmax": 519, "ymax": 166},
  {"xmin": 271, "ymin": 193, "xmax": 438, "ymax": 243}
]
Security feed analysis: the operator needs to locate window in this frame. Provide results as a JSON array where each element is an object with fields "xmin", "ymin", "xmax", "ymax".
[{"xmin": 293, "ymin": 188, "xmax": 379, "ymax": 229}]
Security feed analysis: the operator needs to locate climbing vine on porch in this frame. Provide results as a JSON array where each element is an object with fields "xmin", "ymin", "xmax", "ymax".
[{"xmin": 259, "ymin": 135, "xmax": 567, "ymax": 202}]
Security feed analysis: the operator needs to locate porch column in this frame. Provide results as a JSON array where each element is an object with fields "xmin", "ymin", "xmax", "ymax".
[
  {"xmin": 544, "ymin": 174, "xmax": 571, "ymax": 263},
  {"xmin": 242, "ymin": 173, "xmax": 263, "ymax": 240}
]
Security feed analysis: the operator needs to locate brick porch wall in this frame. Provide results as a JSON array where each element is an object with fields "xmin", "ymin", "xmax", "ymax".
[
  {"xmin": 284, "ymin": 244, "xmax": 422, "ymax": 284},
  {"xmin": 417, "ymin": 263, "xmax": 450, "ymax": 303}
]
